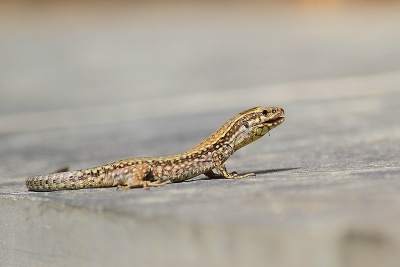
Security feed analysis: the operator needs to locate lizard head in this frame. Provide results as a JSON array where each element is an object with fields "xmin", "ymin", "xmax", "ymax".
[
  {"xmin": 230, "ymin": 106, "xmax": 285, "ymax": 151},
  {"xmin": 188, "ymin": 106, "xmax": 285, "ymax": 155}
]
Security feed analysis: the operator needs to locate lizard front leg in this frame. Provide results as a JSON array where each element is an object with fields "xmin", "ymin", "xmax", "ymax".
[{"xmin": 211, "ymin": 150, "xmax": 255, "ymax": 179}]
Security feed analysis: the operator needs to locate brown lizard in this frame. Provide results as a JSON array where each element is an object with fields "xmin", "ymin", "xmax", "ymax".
[{"xmin": 26, "ymin": 106, "xmax": 285, "ymax": 191}]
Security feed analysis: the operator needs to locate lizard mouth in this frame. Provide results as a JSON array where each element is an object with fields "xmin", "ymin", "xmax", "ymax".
[{"xmin": 266, "ymin": 116, "xmax": 285, "ymax": 126}]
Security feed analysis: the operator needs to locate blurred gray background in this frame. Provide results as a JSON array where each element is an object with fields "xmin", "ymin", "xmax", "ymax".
[{"xmin": 1, "ymin": 0, "xmax": 400, "ymax": 120}]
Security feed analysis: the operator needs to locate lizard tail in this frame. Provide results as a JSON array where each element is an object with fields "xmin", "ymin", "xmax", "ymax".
[
  {"xmin": 26, "ymin": 169, "xmax": 114, "ymax": 191},
  {"xmin": 26, "ymin": 171, "xmax": 85, "ymax": 191}
]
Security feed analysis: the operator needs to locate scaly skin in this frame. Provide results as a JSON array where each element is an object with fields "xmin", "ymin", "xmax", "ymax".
[{"xmin": 26, "ymin": 106, "xmax": 285, "ymax": 191}]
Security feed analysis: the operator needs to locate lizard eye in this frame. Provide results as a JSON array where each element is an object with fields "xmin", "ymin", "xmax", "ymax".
[
  {"xmin": 262, "ymin": 110, "xmax": 268, "ymax": 116},
  {"xmin": 243, "ymin": 121, "xmax": 249, "ymax": 128}
]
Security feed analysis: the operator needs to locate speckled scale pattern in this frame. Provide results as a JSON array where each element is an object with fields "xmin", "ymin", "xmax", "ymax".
[{"xmin": 26, "ymin": 106, "xmax": 285, "ymax": 191}]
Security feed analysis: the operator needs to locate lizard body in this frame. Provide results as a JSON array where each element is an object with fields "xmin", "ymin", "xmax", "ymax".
[{"xmin": 26, "ymin": 106, "xmax": 285, "ymax": 191}]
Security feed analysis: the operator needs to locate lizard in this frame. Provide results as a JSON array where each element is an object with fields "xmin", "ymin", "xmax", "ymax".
[{"xmin": 26, "ymin": 106, "xmax": 285, "ymax": 191}]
